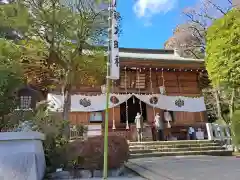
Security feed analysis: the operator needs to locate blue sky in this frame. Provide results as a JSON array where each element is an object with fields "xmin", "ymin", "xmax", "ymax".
[{"xmin": 118, "ymin": 0, "xmax": 198, "ymax": 49}]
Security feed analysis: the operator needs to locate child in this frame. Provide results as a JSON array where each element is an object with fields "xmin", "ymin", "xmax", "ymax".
[{"xmin": 188, "ymin": 126, "xmax": 195, "ymax": 140}]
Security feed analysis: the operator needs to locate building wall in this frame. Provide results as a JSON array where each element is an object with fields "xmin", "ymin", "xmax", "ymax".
[
  {"xmin": 69, "ymin": 107, "xmax": 121, "ymax": 125},
  {"xmin": 145, "ymin": 105, "xmax": 205, "ymax": 125},
  {"xmin": 69, "ymin": 69, "xmax": 206, "ymax": 127},
  {"xmin": 70, "ymin": 106, "xmax": 206, "ymax": 126}
]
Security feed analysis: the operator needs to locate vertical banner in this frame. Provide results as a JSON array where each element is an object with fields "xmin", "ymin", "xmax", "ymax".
[{"xmin": 109, "ymin": 0, "xmax": 120, "ymax": 80}]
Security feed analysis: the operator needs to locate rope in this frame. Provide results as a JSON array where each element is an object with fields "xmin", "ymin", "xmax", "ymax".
[
  {"xmin": 138, "ymin": 68, "xmax": 143, "ymax": 115},
  {"xmin": 124, "ymin": 67, "xmax": 129, "ymax": 129},
  {"xmin": 85, "ymin": 112, "xmax": 88, "ymax": 124},
  {"xmin": 161, "ymin": 68, "xmax": 165, "ymax": 93},
  {"xmin": 112, "ymin": 80, "xmax": 116, "ymax": 130},
  {"xmin": 149, "ymin": 68, "xmax": 156, "ymax": 116}
]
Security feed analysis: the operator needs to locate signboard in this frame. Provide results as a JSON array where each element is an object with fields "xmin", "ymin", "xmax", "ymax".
[{"xmin": 109, "ymin": 0, "xmax": 120, "ymax": 80}]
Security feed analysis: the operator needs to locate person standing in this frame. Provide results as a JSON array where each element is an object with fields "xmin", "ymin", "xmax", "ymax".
[
  {"xmin": 154, "ymin": 113, "xmax": 164, "ymax": 141},
  {"xmin": 164, "ymin": 111, "xmax": 172, "ymax": 128},
  {"xmin": 188, "ymin": 126, "xmax": 195, "ymax": 140},
  {"xmin": 135, "ymin": 112, "xmax": 143, "ymax": 142},
  {"xmin": 151, "ymin": 121, "xmax": 156, "ymax": 141}
]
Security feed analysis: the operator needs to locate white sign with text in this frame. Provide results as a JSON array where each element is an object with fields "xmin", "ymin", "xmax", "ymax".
[{"xmin": 109, "ymin": 0, "xmax": 120, "ymax": 79}]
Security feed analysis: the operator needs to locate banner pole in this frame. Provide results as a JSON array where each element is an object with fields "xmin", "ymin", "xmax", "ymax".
[{"xmin": 103, "ymin": 0, "xmax": 112, "ymax": 179}]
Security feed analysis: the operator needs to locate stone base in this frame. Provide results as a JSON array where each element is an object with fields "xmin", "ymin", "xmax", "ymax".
[
  {"xmin": 0, "ymin": 132, "xmax": 45, "ymax": 180},
  {"xmin": 49, "ymin": 166, "xmax": 125, "ymax": 179}
]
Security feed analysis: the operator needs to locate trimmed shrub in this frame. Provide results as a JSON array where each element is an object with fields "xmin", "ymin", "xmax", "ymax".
[{"xmin": 65, "ymin": 135, "xmax": 129, "ymax": 170}]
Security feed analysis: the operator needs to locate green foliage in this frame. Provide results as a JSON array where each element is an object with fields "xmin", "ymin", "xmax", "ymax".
[
  {"xmin": 0, "ymin": 69, "xmax": 22, "ymax": 113},
  {"xmin": 0, "ymin": 39, "xmax": 23, "ymax": 129},
  {"xmin": 0, "ymin": 0, "xmax": 111, "ymax": 133},
  {"xmin": 26, "ymin": 101, "xmax": 70, "ymax": 172},
  {"xmin": 18, "ymin": 39, "xmax": 59, "ymax": 90},
  {"xmin": 206, "ymin": 9, "xmax": 240, "ymax": 87},
  {"xmin": 0, "ymin": 0, "xmax": 109, "ymax": 89},
  {"xmin": 0, "ymin": 38, "xmax": 21, "ymax": 64},
  {"xmin": 0, "ymin": 2, "xmax": 29, "ymax": 39},
  {"xmin": 20, "ymin": 0, "xmax": 108, "ymax": 124},
  {"xmin": 75, "ymin": 124, "xmax": 88, "ymax": 136}
]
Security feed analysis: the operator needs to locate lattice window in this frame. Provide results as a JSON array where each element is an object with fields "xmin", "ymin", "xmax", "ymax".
[
  {"xmin": 120, "ymin": 71, "xmax": 146, "ymax": 89},
  {"xmin": 129, "ymin": 72, "xmax": 136, "ymax": 88},
  {"xmin": 120, "ymin": 71, "xmax": 135, "ymax": 88},
  {"xmin": 157, "ymin": 74, "xmax": 164, "ymax": 87},
  {"xmin": 136, "ymin": 72, "xmax": 146, "ymax": 89},
  {"xmin": 20, "ymin": 96, "xmax": 32, "ymax": 109}
]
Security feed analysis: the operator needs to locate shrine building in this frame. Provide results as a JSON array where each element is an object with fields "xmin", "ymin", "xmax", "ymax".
[{"xmin": 48, "ymin": 47, "xmax": 208, "ymax": 141}]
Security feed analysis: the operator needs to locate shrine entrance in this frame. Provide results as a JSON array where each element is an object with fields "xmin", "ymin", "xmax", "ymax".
[{"xmin": 120, "ymin": 96, "xmax": 147, "ymax": 124}]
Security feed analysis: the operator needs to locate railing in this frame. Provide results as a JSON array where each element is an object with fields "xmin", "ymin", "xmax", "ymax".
[
  {"xmin": 69, "ymin": 124, "xmax": 102, "ymax": 140},
  {"xmin": 70, "ymin": 129, "xmax": 85, "ymax": 140},
  {"xmin": 206, "ymin": 123, "xmax": 232, "ymax": 145},
  {"xmin": 69, "ymin": 124, "xmax": 135, "ymax": 140}
]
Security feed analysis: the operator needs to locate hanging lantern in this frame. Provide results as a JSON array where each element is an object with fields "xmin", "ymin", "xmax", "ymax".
[
  {"xmin": 101, "ymin": 84, "xmax": 106, "ymax": 94},
  {"xmin": 159, "ymin": 86, "xmax": 166, "ymax": 94}
]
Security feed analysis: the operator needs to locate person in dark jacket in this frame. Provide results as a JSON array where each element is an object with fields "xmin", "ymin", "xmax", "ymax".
[{"xmin": 151, "ymin": 121, "xmax": 156, "ymax": 141}]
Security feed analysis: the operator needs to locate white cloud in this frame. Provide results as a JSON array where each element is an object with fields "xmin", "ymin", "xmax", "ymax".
[{"xmin": 133, "ymin": 0, "xmax": 177, "ymax": 18}]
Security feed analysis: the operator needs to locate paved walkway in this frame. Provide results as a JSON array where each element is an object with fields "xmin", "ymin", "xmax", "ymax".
[
  {"xmin": 72, "ymin": 178, "xmax": 144, "ymax": 180},
  {"xmin": 126, "ymin": 156, "xmax": 240, "ymax": 180},
  {"xmin": 56, "ymin": 178, "xmax": 144, "ymax": 180}
]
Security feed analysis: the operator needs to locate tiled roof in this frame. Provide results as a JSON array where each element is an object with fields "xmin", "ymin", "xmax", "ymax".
[
  {"xmin": 83, "ymin": 47, "xmax": 204, "ymax": 62},
  {"xmin": 119, "ymin": 49, "xmax": 204, "ymax": 62}
]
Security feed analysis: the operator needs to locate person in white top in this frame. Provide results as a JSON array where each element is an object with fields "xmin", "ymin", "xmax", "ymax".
[
  {"xmin": 135, "ymin": 112, "xmax": 143, "ymax": 142},
  {"xmin": 196, "ymin": 128, "xmax": 204, "ymax": 140},
  {"xmin": 154, "ymin": 113, "xmax": 164, "ymax": 141},
  {"xmin": 164, "ymin": 111, "xmax": 172, "ymax": 128}
]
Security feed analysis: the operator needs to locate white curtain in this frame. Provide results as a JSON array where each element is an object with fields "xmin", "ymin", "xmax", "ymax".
[
  {"xmin": 158, "ymin": 95, "xmax": 206, "ymax": 112},
  {"xmin": 47, "ymin": 93, "xmax": 206, "ymax": 112},
  {"xmin": 47, "ymin": 93, "xmax": 132, "ymax": 112},
  {"xmin": 133, "ymin": 94, "xmax": 159, "ymax": 108},
  {"xmin": 134, "ymin": 94, "xmax": 206, "ymax": 112}
]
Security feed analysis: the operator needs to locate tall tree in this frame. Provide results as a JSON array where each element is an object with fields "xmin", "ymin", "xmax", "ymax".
[
  {"xmin": 22, "ymin": 0, "xmax": 109, "ymax": 122},
  {"xmin": 175, "ymin": 0, "xmax": 233, "ymax": 123},
  {"xmin": 0, "ymin": 0, "xmax": 121, "ymax": 137},
  {"xmin": 0, "ymin": 0, "xmax": 27, "ymax": 39},
  {"xmin": 182, "ymin": 0, "xmax": 232, "ymax": 54},
  {"xmin": 164, "ymin": 23, "xmax": 205, "ymax": 59},
  {"xmin": 165, "ymin": 0, "xmax": 232, "ymax": 59},
  {"xmin": 206, "ymin": 8, "xmax": 240, "ymax": 122}
]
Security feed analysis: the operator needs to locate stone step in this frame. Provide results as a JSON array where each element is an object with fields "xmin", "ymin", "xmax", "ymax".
[
  {"xmin": 129, "ymin": 140, "xmax": 214, "ymax": 146},
  {"xmin": 129, "ymin": 146, "xmax": 225, "ymax": 154},
  {"xmin": 129, "ymin": 150, "xmax": 233, "ymax": 159},
  {"xmin": 129, "ymin": 143, "xmax": 219, "ymax": 150}
]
